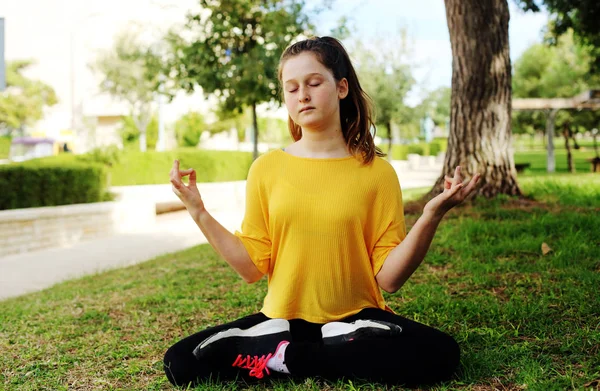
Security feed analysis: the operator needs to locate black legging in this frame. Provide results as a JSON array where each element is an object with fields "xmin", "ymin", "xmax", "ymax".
[{"xmin": 164, "ymin": 308, "xmax": 460, "ymax": 388}]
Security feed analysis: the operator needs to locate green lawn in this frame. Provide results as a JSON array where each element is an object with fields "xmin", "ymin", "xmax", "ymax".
[
  {"xmin": 1, "ymin": 174, "xmax": 599, "ymax": 390},
  {"xmin": 514, "ymin": 149, "xmax": 597, "ymax": 175}
]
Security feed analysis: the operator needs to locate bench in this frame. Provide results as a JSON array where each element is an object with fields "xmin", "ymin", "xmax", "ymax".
[
  {"xmin": 515, "ymin": 163, "xmax": 531, "ymax": 173},
  {"xmin": 587, "ymin": 157, "xmax": 600, "ymax": 172}
]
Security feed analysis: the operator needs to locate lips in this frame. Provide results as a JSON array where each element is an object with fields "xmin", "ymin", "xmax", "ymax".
[{"xmin": 299, "ymin": 106, "xmax": 315, "ymax": 113}]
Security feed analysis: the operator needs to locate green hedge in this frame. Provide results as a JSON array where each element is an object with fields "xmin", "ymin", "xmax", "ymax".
[
  {"xmin": 0, "ymin": 136, "xmax": 11, "ymax": 159},
  {"xmin": 0, "ymin": 162, "xmax": 107, "ymax": 211},
  {"xmin": 27, "ymin": 148, "xmax": 255, "ymax": 187},
  {"xmin": 379, "ymin": 140, "xmax": 448, "ymax": 160},
  {"xmin": 108, "ymin": 149, "xmax": 253, "ymax": 185}
]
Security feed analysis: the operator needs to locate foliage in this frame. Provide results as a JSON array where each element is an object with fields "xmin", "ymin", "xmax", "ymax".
[
  {"xmin": 0, "ymin": 136, "xmax": 11, "ymax": 159},
  {"xmin": 76, "ymin": 145, "xmax": 123, "ymax": 168},
  {"xmin": 92, "ymin": 30, "xmax": 167, "ymax": 152},
  {"xmin": 169, "ymin": 0, "xmax": 312, "ymax": 111},
  {"xmin": 29, "ymin": 149, "xmax": 254, "ymax": 186},
  {"xmin": 118, "ymin": 115, "xmax": 159, "ymax": 150},
  {"xmin": 0, "ymin": 174, "xmax": 598, "ymax": 389},
  {"xmin": 175, "ymin": 111, "xmax": 206, "ymax": 147},
  {"xmin": 257, "ymin": 116, "xmax": 291, "ymax": 143},
  {"xmin": 0, "ymin": 161, "xmax": 106, "ymax": 210},
  {"xmin": 378, "ymin": 139, "xmax": 447, "ymax": 160},
  {"xmin": 512, "ymin": 31, "xmax": 600, "ymax": 136},
  {"xmin": 353, "ymin": 33, "xmax": 416, "ymax": 138},
  {"xmin": 414, "ymin": 87, "xmax": 451, "ymax": 129},
  {"xmin": 167, "ymin": 0, "xmax": 317, "ymax": 158},
  {"xmin": 0, "ymin": 60, "xmax": 58, "ymax": 135},
  {"xmin": 515, "ymin": 0, "xmax": 600, "ymax": 73}
]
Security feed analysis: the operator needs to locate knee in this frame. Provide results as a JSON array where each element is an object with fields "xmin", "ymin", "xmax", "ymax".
[
  {"xmin": 437, "ymin": 332, "xmax": 461, "ymax": 380},
  {"xmin": 163, "ymin": 344, "xmax": 198, "ymax": 388}
]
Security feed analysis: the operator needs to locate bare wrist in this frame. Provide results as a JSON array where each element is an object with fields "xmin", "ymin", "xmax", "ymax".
[{"xmin": 421, "ymin": 209, "xmax": 444, "ymax": 224}]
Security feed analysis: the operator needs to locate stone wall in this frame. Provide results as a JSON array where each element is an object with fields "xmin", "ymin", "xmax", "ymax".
[{"xmin": 0, "ymin": 181, "xmax": 246, "ymax": 258}]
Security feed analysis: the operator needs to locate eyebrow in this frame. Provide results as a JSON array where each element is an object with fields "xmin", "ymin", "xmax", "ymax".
[{"xmin": 283, "ymin": 72, "xmax": 323, "ymax": 84}]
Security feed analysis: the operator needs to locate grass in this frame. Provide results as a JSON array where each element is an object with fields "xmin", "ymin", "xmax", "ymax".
[
  {"xmin": 1, "ymin": 174, "xmax": 599, "ymax": 390},
  {"xmin": 514, "ymin": 149, "xmax": 597, "ymax": 175}
]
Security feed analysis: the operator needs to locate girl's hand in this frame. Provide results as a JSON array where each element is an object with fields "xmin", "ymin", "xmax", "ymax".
[
  {"xmin": 423, "ymin": 166, "xmax": 481, "ymax": 219},
  {"xmin": 170, "ymin": 160, "xmax": 205, "ymax": 215}
]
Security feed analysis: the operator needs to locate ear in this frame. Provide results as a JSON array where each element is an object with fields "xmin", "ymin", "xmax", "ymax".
[{"xmin": 338, "ymin": 78, "xmax": 349, "ymax": 99}]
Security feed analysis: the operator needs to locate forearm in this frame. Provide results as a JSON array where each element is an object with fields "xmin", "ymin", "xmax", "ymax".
[
  {"xmin": 376, "ymin": 211, "xmax": 443, "ymax": 293},
  {"xmin": 191, "ymin": 208, "xmax": 263, "ymax": 283}
]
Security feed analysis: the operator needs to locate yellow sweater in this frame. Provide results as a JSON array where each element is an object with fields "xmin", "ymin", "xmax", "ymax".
[{"xmin": 234, "ymin": 149, "xmax": 406, "ymax": 323}]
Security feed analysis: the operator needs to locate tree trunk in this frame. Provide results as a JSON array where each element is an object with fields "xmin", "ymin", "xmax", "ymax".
[
  {"xmin": 431, "ymin": 0, "xmax": 521, "ymax": 198},
  {"xmin": 563, "ymin": 129, "xmax": 574, "ymax": 173},
  {"xmin": 545, "ymin": 109, "xmax": 557, "ymax": 173},
  {"xmin": 252, "ymin": 101, "xmax": 259, "ymax": 161}
]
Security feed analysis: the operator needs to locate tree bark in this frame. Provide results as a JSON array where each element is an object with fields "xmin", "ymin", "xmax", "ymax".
[
  {"xmin": 563, "ymin": 128, "xmax": 574, "ymax": 173},
  {"xmin": 545, "ymin": 109, "xmax": 557, "ymax": 173},
  {"xmin": 431, "ymin": 0, "xmax": 521, "ymax": 198}
]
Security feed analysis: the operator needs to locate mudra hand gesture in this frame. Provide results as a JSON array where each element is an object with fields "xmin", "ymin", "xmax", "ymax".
[
  {"xmin": 170, "ymin": 160, "xmax": 205, "ymax": 215},
  {"xmin": 424, "ymin": 166, "xmax": 481, "ymax": 219}
]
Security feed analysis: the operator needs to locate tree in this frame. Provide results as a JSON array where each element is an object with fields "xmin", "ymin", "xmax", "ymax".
[
  {"xmin": 92, "ymin": 30, "xmax": 166, "ymax": 152},
  {"xmin": 418, "ymin": 87, "xmax": 451, "ymax": 130},
  {"xmin": 512, "ymin": 31, "xmax": 599, "ymax": 171},
  {"xmin": 0, "ymin": 60, "xmax": 58, "ymax": 136},
  {"xmin": 354, "ymin": 35, "xmax": 415, "ymax": 159},
  {"xmin": 167, "ymin": 0, "xmax": 314, "ymax": 160},
  {"xmin": 118, "ymin": 115, "xmax": 159, "ymax": 150},
  {"xmin": 435, "ymin": 0, "xmax": 521, "ymax": 198},
  {"xmin": 175, "ymin": 112, "xmax": 206, "ymax": 147},
  {"xmin": 515, "ymin": 0, "xmax": 600, "ymax": 74}
]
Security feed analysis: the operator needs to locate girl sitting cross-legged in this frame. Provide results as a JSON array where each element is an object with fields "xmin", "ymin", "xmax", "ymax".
[{"xmin": 164, "ymin": 36, "xmax": 480, "ymax": 388}]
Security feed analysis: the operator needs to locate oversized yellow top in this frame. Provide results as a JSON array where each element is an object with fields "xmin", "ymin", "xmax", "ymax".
[{"xmin": 234, "ymin": 149, "xmax": 406, "ymax": 323}]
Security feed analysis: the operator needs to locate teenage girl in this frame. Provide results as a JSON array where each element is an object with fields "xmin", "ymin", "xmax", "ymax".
[{"xmin": 165, "ymin": 36, "xmax": 480, "ymax": 388}]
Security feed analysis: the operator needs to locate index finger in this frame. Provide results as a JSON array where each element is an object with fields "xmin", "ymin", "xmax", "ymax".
[
  {"xmin": 452, "ymin": 166, "xmax": 463, "ymax": 187},
  {"xmin": 170, "ymin": 160, "xmax": 181, "ymax": 183}
]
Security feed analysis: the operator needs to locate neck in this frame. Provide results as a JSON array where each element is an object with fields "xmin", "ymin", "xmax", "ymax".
[{"xmin": 296, "ymin": 127, "xmax": 349, "ymax": 157}]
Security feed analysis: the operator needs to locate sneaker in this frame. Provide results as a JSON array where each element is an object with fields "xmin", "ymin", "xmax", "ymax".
[
  {"xmin": 321, "ymin": 319, "xmax": 402, "ymax": 345},
  {"xmin": 192, "ymin": 318, "xmax": 291, "ymax": 379}
]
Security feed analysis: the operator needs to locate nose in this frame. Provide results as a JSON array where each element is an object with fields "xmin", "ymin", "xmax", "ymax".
[{"xmin": 298, "ymin": 87, "xmax": 310, "ymax": 103}]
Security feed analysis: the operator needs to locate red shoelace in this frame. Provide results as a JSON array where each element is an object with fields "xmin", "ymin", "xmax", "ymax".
[{"xmin": 232, "ymin": 352, "xmax": 273, "ymax": 379}]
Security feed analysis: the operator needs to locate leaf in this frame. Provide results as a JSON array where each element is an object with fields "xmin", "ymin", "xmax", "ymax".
[{"xmin": 541, "ymin": 242, "xmax": 552, "ymax": 255}]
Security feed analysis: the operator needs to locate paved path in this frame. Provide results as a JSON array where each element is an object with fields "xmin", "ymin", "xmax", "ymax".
[{"xmin": 0, "ymin": 166, "xmax": 442, "ymax": 301}]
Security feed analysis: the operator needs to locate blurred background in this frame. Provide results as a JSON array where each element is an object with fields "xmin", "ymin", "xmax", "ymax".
[{"xmin": 0, "ymin": 0, "xmax": 552, "ymax": 160}]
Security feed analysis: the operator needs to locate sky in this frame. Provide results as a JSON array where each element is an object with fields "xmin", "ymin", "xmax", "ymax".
[
  {"xmin": 0, "ymin": 0, "xmax": 550, "ymax": 133},
  {"xmin": 310, "ymin": 0, "xmax": 549, "ymax": 104}
]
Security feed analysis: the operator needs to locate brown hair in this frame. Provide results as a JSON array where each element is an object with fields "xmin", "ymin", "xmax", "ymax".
[{"xmin": 278, "ymin": 36, "xmax": 385, "ymax": 165}]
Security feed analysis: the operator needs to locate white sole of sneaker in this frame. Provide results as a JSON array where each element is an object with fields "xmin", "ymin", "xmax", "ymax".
[
  {"xmin": 321, "ymin": 320, "xmax": 391, "ymax": 338},
  {"xmin": 198, "ymin": 318, "xmax": 290, "ymax": 351}
]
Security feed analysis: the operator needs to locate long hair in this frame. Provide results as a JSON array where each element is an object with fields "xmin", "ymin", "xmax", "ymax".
[{"xmin": 278, "ymin": 36, "xmax": 385, "ymax": 165}]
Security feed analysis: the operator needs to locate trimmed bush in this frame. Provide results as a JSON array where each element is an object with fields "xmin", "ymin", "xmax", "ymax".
[
  {"xmin": 379, "ymin": 141, "xmax": 449, "ymax": 159},
  {"xmin": 107, "ymin": 149, "xmax": 254, "ymax": 185},
  {"xmin": 0, "ymin": 161, "xmax": 107, "ymax": 210},
  {"xmin": 407, "ymin": 144, "xmax": 428, "ymax": 156},
  {"xmin": 29, "ymin": 148, "xmax": 255, "ymax": 186},
  {"xmin": 0, "ymin": 136, "xmax": 11, "ymax": 159}
]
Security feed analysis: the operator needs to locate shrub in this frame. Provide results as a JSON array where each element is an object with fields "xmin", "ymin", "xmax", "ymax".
[
  {"xmin": 0, "ymin": 136, "xmax": 11, "ymax": 159},
  {"xmin": 175, "ymin": 112, "xmax": 205, "ymax": 147},
  {"xmin": 0, "ymin": 161, "xmax": 107, "ymax": 210}
]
